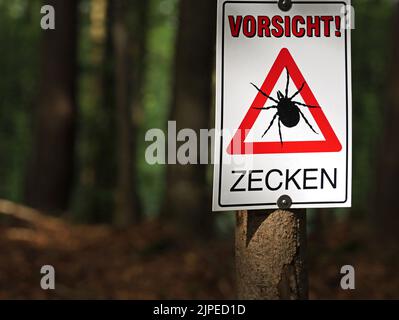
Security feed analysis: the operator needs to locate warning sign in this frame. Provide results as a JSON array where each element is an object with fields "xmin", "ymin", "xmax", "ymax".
[{"xmin": 213, "ymin": 0, "xmax": 352, "ymax": 211}]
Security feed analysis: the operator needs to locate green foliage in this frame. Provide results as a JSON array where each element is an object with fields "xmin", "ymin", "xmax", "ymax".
[
  {"xmin": 0, "ymin": 0, "xmax": 395, "ymax": 224},
  {"xmin": 71, "ymin": 0, "xmax": 116, "ymax": 223},
  {"xmin": 0, "ymin": 0, "xmax": 41, "ymax": 201},
  {"xmin": 137, "ymin": 0, "xmax": 179, "ymax": 217},
  {"xmin": 71, "ymin": 0, "xmax": 179, "ymax": 221}
]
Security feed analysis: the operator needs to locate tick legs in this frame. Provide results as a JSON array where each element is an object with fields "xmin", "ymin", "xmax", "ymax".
[
  {"xmin": 293, "ymin": 101, "xmax": 319, "ymax": 109},
  {"xmin": 253, "ymin": 106, "xmax": 277, "ymax": 110},
  {"xmin": 278, "ymin": 120, "xmax": 283, "ymax": 145},
  {"xmin": 262, "ymin": 112, "xmax": 279, "ymax": 138},
  {"xmin": 298, "ymin": 108, "xmax": 318, "ymax": 134},
  {"xmin": 290, "ymin": 82, "xmax": 305, "ymax": 100},
  {"xmin": 250, "ymin": 83, "xmax": 279, "ymax": 104},
  {"xmin": 285, "ymin": 68, "xmax": 289, "ymax": 98}
]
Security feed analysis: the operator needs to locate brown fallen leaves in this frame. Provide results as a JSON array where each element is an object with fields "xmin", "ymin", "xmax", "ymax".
[
  {"xmin": 1, "ymin": 199, "xmax": 399, "ymax": 299},
  {"xmin": 0, "ymin": 199, "xmax": 235, "ymax": 299}
]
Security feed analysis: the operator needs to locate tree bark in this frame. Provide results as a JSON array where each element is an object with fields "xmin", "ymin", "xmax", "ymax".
[
  {"xmin": 24, "ymin": 0, "xmax": 79, "ymax": 213},
  {"xmin": 113, "ymin": 0, "xmax": 135, "ymax": 226},
  {"xmin": 75, "ymin": 0, "xmax": 116, "ymax": 223},
  {"xmin": 236, "ymin": 210, "xmax": 308, "ymax": 300},
  {"xmin": 112, "ymin": 0, "xmax": 148, "ymax": 225},
  {"xmin": 164, "ymin": 0, "xmax": 217, "ymax": 235},
  {"xmin": 373, "ymin": 3, "xmax": 399, "ymax": 242},
  {"xmin": 127, "ymin": 0, "xmax": 149, "ymax": 217}
]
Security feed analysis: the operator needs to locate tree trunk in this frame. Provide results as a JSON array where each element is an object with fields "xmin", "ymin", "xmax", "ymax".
[
  {"xmin": 164, "ymin": 0, "xmax": 217, "ymax": 235},
  {"xmin": 373, "ymin": 3, "xmax": 399, "ymax": 243},
  {"xmin": 236, "ymin": 210, "xmax": 308, "ymax": 300},
  {"xmin": 127, "ymin": 0, "xmax": 149, "ymax": 217},
  {"xmin": 112, "ymin": 0, "xmax": 148, "ymax": 225},
  {"xmin": 24, "ymin": 0, "xmax": 79, "ymax": 213},
  {"xmin": 74, "ymin": 0, "xmax": 116, "ymax": 223},
  {"xmin": 113, "ymin": 0, "xmax": 134, "ymax": 226}
]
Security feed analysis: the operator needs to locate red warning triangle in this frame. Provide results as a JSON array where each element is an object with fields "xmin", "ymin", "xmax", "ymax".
[{"xmin": 227, "ymin": 48, "xmax": 342, "ymax": 155}]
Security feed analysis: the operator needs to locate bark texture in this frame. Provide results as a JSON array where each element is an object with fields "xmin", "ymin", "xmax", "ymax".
[
  {"xmin": 373, "ymin": 3, "xmax": 399, "ymax": 242},
  {"xmin": 111, "ymin": 0, "xmax": 148, "ymax": 226},
  {"xmin": 164, "ymin": 0, "xmax": 217, "ymax": 235},
  {"xmin": 236, "ymin": 210, "xmax": 308, "ymax": 300},
  {"xmin": 24, "ymin": 0, "xmax": 79, "ymax": 212},
  {"xmin": 113, "ymin": 0, "xmax": 136, "ymax": 226}
]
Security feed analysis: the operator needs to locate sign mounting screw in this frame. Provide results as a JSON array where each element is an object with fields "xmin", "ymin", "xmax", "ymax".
[
  {"xmin": 277, "ymin": 195, "xmax": 292, "ymax": 210},
  {"xmin": 278, "ymin": 0, "xmax": 292, "ymax": 12}
]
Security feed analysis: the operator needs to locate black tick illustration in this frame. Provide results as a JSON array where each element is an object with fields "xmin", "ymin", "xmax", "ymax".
[{"xmin": 251, "ymin": 67, "xmax": 319, "ymax": 145}]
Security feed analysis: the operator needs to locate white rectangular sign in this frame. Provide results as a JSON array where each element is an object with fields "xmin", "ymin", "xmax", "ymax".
[{"xmin": 213, "ymin": 0, "xmax": 352, "ymax": 211}]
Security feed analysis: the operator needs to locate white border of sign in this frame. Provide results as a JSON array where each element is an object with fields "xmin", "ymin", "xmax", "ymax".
[{"xmin": 213, "ymin": 0, "xmax": 352, "ymax": 211}]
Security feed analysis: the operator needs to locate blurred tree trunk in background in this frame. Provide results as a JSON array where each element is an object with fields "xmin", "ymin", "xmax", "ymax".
[
  {"xmin": 24, "ymin": 0, "xmax": 79, "ymax": 213},
  {"xmin": 126, "ymin": 0, "xmax": 149, "ymax": 221},
  {"xmin": 91, "ymin": 0, "xmax": 114, "ymax": 212},
  {"xmin": 113, "ymin": 0, "xmax": 134, "ymax": 226},
  {"xmin": 164, "ymin": 0, "xmax": 217, "ymax": 236},
  {"xmin": 374, "ymin": 4, "xmax": 399, "ymax": 243},
  {"xmin": 76, "ymin": 0, "xmax": 116, "ymax": 223},
  {"xmin": 112, "ymin": 0, "xmax": 149, "ymax": 226}
]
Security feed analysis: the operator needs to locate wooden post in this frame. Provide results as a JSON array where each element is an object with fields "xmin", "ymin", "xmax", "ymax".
[{"xmin": 236, "ymin": 209, "xmax": 308, "ymax": 300}]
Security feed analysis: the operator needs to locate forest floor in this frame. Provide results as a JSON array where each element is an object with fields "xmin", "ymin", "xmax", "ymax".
[{"xmin": 0, "ymin": 199, "xmax": 398, "ymax": 299}]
